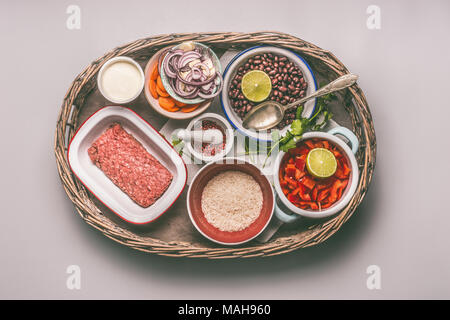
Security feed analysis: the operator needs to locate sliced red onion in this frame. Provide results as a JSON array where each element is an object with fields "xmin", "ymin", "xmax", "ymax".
[
  {"xmin": 164, "ymin": 55, "xmax": 180, "ymax": 78},
  {"xmin": 158, "ymin": 47, "xmax": 173, "ymax": 74},
  {"xmin": 178, "ymin": 51, "xmax": 201, "ymax": 68},
  {"xmin": 176, "ymin": 72, "xmax": 216, "ymax": 86},
  {"xmin": 191, "ymin": 67, "xmax": 203, "ymax": 80},
  {"xmin": 197, "ymin": 75, "xmax": 223, "ymax": 99},
  {"xmin": 162, "ymin": 46, "xmax": 223, "ymax": 100},
  {"xmin": 175, "ymin": 79, "xmax": 197, "ymax": 97},
  {"xmin": 201, "ymin": 82, "xmax": 213, "ymax": 92},
  {"xmin": 193, "ymin": 62, "xmax": 210, "ymax": 73}
]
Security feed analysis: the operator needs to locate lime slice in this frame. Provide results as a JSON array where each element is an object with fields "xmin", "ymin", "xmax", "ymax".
[
  {"xmin": 306, "ymin": 148, "xmax": 337, "ymax": 179},
  {"xmin": 241, "ymin": 70, "xmax": 272, "ymax": 102}
]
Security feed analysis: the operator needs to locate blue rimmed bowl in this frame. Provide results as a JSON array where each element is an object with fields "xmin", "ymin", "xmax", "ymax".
[{"xmin": 220, "ymin": 46, "xmax": 318, "ymax": 142}]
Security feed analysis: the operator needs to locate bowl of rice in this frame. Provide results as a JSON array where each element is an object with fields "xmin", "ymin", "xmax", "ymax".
[{"xmin": 187, "ymin": 158, "xmax": 274, "ymax": 245}]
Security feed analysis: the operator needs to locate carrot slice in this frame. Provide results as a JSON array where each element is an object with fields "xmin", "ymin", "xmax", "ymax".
[
  {"xmin": 156, "ymin": 85, "xmax": 170, "ymax": 97},
  {"xmin": 180, "ymin": 104, "xmax": 200, "ymax": 113},
  {"xmin": 150, "ymin": 64, "xmax": 159, "ymax": 81},
  {"xmin": 158, "ymin": 97, "xmax": 175, "ymax": 110},
  {"xmin": 160, "ymin": 104, "xmax": 180, "ymax": 112},
  {"xmin": 149, "ymin": 80, "xmax": 158, "ymax": 99},
  {"xmin": 157, "ymin": 76, "xmax": 165, "ymax": 91},
  {"xmin": 174, "ymin": 100, "xmax": 187, "ymax": 107}
]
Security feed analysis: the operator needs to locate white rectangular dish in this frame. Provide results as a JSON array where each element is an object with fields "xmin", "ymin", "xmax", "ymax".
[{"xmin": 68, "ymin": 106, "xmax": 187, "ymax": 224}]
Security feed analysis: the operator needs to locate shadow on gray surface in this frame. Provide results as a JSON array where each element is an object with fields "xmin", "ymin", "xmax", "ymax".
[{"xmin": 70, "ymin": 169, "xmax": 380, "ymax": 280}]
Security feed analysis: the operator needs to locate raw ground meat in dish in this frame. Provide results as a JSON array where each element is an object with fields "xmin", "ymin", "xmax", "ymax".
[{"xmin": 88, "ymin": 123, "xmax": 173, "ymax": 208}]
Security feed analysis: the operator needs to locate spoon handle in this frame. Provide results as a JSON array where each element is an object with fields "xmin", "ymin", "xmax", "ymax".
[{"xmin": 284, "ymin": 73, "xmax": 358, "ymax": 111}]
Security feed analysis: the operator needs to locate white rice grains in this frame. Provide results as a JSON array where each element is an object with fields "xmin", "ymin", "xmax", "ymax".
[{"xmin": 201, "ymin": 170, "xmax": 263, "ymax": 232}]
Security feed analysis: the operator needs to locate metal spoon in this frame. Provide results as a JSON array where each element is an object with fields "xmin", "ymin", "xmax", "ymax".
[{"xmin": 242, "ymin": 74, "xmax": 358, "ymax": 131}]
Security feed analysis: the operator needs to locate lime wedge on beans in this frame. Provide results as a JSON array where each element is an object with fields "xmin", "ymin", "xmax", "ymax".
[
  {"xmin": 241, "ymin": 70, "xmax": 272, "ymax": 102},
  {"xmin": 306, "ymin": 148, "xmax": 337, "ymax": 179}
]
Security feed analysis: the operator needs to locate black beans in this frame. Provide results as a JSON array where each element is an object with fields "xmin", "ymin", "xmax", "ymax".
[{"xmin": 228, "ymin": 52, "xmax": 308, "ymax": 129}]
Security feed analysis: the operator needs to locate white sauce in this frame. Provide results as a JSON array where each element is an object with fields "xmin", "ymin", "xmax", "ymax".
[{"xmin": 100, "ymin": 61, "xmax": 142, "ymax": 102}]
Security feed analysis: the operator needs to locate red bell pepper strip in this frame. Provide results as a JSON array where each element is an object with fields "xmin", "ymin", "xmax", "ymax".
[
  {"xmin": 295, "ymin": 169, "xmax": 305, "ymax": 180},
  {"xmin": 301, "ymin": 176, "xmax": 316, "ymax": 190},
  {"xmin": 285, "ymin": 164, "xmax": 297, "ymax": 178},
  {"xmin": 305, "ymin": 140, "xmax": 315, "ymax": 149},
  {"xmin": 291, "ymin": 187, "xmax": 301, "ymax": 196},
  {"xmin": 284, "ymin": 176, "xmax": 298, "ymax": 189},
  {"xmin": 328, "ymin": 179, "xmax": 348, "ymax": 203},
  {"xmin": 331, "ymin": 150, "xmax": 342, "ymax": 158},
  {"xmin": 334, "ymin": 166, "xmax": 346, "ymax": 179},
  {"xmin": 299, "ymin": 191, "xmax": 311, "ymax": 201},
  {"xmin": 295, "ymin": 157, "xmax": 306, "ymax": 171},
  {"xmin": 299, "ymin": 201, "xmax": 319, "ymax": 210},
  {"xmin": 312, "ymin": 187, "xmax": 318, "ymax": 201},
  {"xmin": 321, "ymin": 202, "xmax": 333, "ymax": 209},
  {"xmin": 318, "ymin": 189, "xmax": 330, "ymax": 202},
  {"xmin": 310, "ymin": 202, "xmax": 319, "ymax": 210},
  {"xmin": 341, "ymin": 160, "xmax": 351, "ymax": 176}
]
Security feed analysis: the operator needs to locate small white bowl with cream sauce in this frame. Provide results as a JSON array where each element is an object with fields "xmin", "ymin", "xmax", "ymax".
[{"xmin": 97, "ymin": 56, "xmax": 144, "ymax": 104}]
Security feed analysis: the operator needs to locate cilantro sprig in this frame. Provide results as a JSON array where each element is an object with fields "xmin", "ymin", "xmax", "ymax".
[{"xmin": 262, "ymin": 92, "xmax": 335, "ymax": 166}]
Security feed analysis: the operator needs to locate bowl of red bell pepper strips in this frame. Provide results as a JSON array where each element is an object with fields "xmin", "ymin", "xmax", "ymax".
[{"xmin": 273, "ymin": 127, "xmax": 359, "ymax": 221}]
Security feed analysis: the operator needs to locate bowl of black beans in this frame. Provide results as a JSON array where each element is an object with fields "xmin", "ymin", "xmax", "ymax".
[{"xmin": 220, "ymin": 46, "xmax": 317, "ymax": 142}]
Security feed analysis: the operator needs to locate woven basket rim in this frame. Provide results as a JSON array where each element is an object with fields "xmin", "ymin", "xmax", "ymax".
[{"xmin": 54, "ymin": 31, "xmax": 376, "ymax": 259}]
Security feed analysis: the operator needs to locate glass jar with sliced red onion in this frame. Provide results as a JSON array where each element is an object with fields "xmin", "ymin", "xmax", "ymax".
[{"xmin": 161, "ymin": 42, "xmax": 223, "ymax": 102}]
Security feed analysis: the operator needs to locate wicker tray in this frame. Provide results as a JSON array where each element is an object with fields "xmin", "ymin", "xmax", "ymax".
[{"xmin": 54, "ymin": 31, "xmax": 376, "ymax": 259}]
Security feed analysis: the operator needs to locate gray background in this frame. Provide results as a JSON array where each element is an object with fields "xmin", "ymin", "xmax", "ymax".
[{"xmin": 1, "ymin": 0, "xmax": 449, "ymax": 299}]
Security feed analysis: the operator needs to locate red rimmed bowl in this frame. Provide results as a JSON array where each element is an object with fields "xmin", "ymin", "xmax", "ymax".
[{"xmin": 187, "ymin": 158, "xmax": 274, "ymax": 245}]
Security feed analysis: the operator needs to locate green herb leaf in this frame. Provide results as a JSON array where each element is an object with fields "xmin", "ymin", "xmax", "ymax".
[
  {"xmin": 280, "ymin": 138, "xmax": 297, "ymax": 152},
  {"xmin": 290, "ymin": 119, "xmax": 304, "ymax": 136},
  {"xmin": 295, "ymin": 105, "xmax": 304, "ymax": 119},
  {"xmin": 171, "ymin": 138, "xmax": 184, "ymax": 156},
  {"xmin": 262, "ymin": 92, "xmax": 336, "ymax": 166}
]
